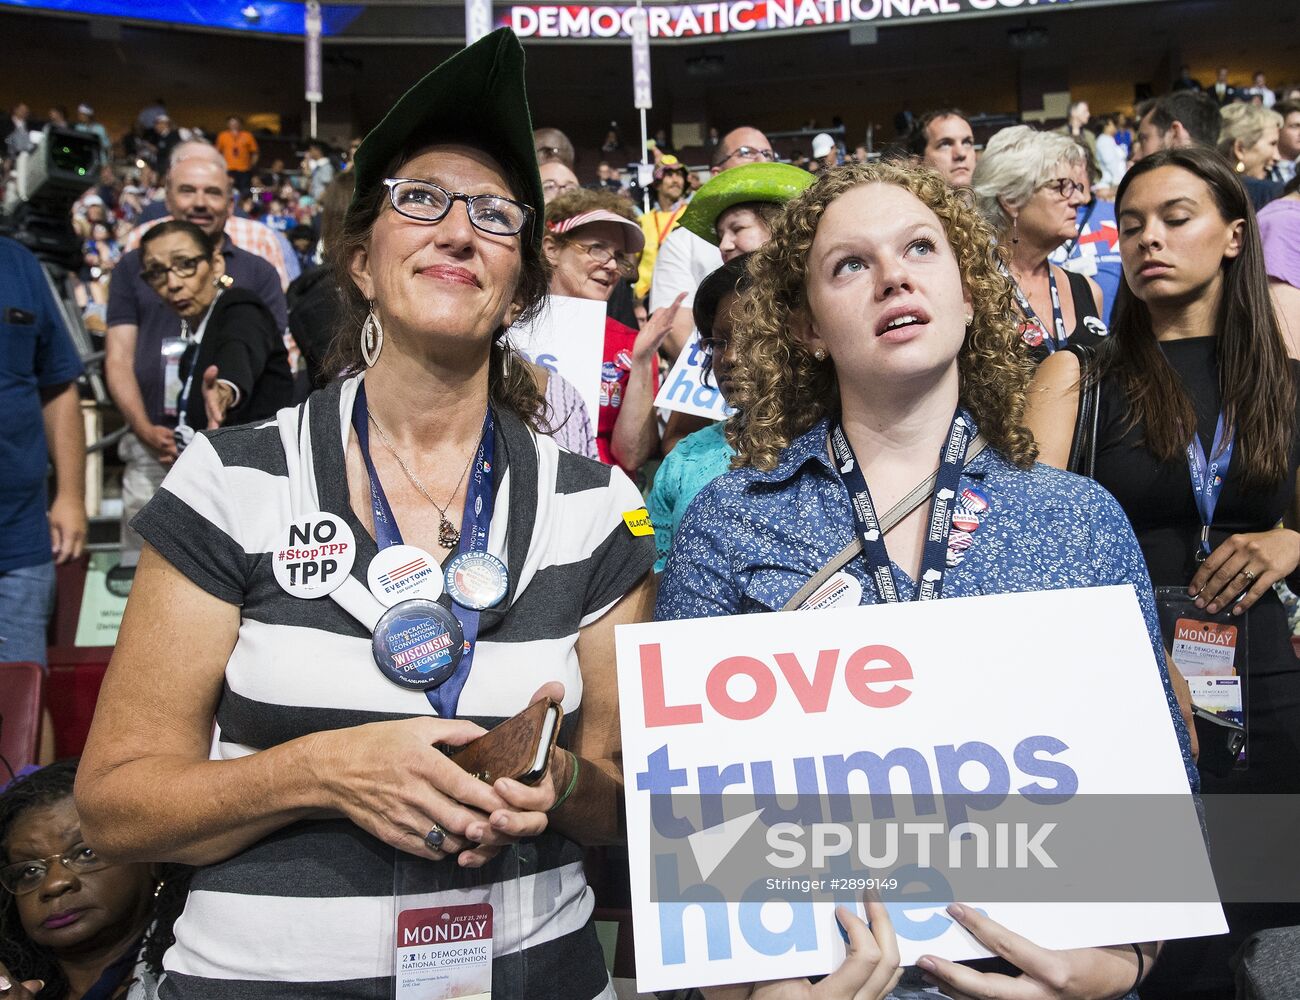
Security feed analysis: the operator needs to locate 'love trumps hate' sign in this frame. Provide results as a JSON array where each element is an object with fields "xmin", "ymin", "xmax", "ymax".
[{"xmin": 615, "ymin": 586, "xmax": 1225, "ymax": 993}]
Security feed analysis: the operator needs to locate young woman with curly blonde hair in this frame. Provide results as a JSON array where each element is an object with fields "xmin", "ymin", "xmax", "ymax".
[{"xmin": 656, "ymin": 160, "xmax": 1194, "ymax": 1000}]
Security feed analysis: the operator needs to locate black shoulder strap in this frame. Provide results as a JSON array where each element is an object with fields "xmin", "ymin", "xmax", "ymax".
[{"xmin": 1063, "ymin": 342, "xmax": 1100, "ymax": 478}]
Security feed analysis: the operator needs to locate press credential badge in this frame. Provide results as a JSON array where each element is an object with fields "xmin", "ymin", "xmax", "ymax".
[
  {"xmin": 396, "ymin": 903, "xmax": 492, "ymax": 1000},
  {"xmin": 1172, "ymin": 618, "xmax": 1238, "ymax": 676}
]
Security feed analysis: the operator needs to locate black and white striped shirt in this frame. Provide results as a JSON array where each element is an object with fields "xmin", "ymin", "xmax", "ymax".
[{"xmin": 134, "ymin": 376, "xmax": 655, "ymax": 999}]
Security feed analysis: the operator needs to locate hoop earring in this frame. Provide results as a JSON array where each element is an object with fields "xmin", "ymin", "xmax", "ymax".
[{"xmin": 361, "ymin": 304, "xmax": 384, "ymax": 368}]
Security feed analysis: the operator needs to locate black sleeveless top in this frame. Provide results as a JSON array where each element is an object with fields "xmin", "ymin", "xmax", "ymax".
[
  {"xmin": 1025, "ymin": 268, "xmax": 1109, "ymax": 364},
  {"xmin": 1094, "ymin": 336, "xmax": 1300, "ymax": 792}
]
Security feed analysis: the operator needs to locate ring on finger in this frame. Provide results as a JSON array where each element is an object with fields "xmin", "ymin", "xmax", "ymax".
[
  {"xmin": 1242, "ymin": 569, "xmax": 1257, "ymax": 584},
  {"xmin": 424, "ymin": 824, "xmax": 447, "ymax": 851}
]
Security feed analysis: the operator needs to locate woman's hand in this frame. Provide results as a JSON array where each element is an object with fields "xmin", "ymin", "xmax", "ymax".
[
  {"xmin": 1189, "ymin": 527, "xmax": 1300, "ymax": 615},
  {"xmin": 917, "ymin": 905, "xmax": 1144, "ymax": 1000},
  {"xmin": 202, "ymin": 365, "xmax": 236, "ymax": 428},
  {"xmin": 701, "ymin": 900, "xmax": 902, "ymax": 1000},
  {"xmin": 0, "ymin": 963, "xmax": 44, "ymax": 997},
  {"xmin": 311, "ymin": 684, "xmax": 571, "ymax": 867},
  {"xmin": 308, "ymin": 715, "xmax": 512, "ymax": 862},
  {"xmin": 458, "ymin": 682, "xmax": 568, "ymax": 868},
  {"xmin": 632, "ymin": 291, "xmax": 688, "ymax": 367}
]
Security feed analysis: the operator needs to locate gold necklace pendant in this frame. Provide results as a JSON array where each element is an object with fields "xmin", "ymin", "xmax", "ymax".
[{"xmin": 369, "ymin": 412, "xmax": 475, "ymax": 551}]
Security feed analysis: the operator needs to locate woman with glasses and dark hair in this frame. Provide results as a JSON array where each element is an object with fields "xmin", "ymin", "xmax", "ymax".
[
  {"xmin": 1026, "ymin": 141, "xmax": 1300, "ymax": 1000},
  {"xmin": 1, "ymin": 759, "xmax": 188, "ymax": 1000},
  {"xmin": 545, "ymin": 187, "xmax": 684, "ymax": 474},
  {"xmin": 137, "ymin": 220, "xmax": 292, "ymax": 444},
  {"xmin": 76, "ymin": 31, "xmax": 656, "ymax": 999},
  {"xmin": 972, "ymin": 125, "xmax": 1109, "ymax": 362}
]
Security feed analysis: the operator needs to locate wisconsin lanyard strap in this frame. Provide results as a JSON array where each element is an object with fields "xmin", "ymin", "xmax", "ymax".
[
  {"xmin": 1011, "ymin": 269, "xmax": 1068, "ymax": 354},
  {"xmin": 830, "ymin": 410, "xmax": 972, "ymax": 603},
  {"xmin": 351, "ymin": 382, "xmax": 497, "ymax": 718},
  {"xmin": 1186, "ymin": 413, "xmax": 1234, "ymax": 562}
]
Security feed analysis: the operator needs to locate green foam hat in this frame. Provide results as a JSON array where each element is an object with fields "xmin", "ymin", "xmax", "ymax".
[
  {"xmin": 349, "ymin": 28, "xmax": 544, "ymax": 248},
  {"xmin": 678, "ymin": 162, "xmax": 815, "ymax": 246}
]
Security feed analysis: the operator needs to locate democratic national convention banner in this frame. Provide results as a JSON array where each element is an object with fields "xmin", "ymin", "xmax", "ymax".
[
  {"xmin": 655, "ymin": 330, "xmax": 735, "ymax": 421},
  {"xmin": 614, "ymin": 585, "xmax": 1225, "ymax": 993},
  {"xmin": 502, "ymin": 0, "xmax": 1167, "ymax": 40},
  {"xmin": 508, "ymin": 294, "xmax": 605, "ymax": 434}
]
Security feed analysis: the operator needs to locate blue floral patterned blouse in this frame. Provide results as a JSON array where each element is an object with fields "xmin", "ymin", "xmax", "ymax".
[{"xmin": 655, "ymin": 415, "xmax": 1197, "ymax": 790}]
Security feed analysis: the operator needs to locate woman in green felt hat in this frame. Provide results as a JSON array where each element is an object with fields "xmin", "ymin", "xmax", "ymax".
[
  {"xmin": 77, "ymin": 29, "xmax": 656, "ymax": 998},
  {"xmin": 650, "ymin": 163, "xmax": 817, "ymax": 558},
  {"xmin": 662, "ymin": 161, "xmax": 816, "ymax": 457},
  {"xmin": 677, "ymin": 161, "xmax": 816, "ymax": 266}
]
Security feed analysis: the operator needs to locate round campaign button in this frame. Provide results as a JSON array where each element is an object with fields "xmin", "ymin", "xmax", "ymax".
[
  {"xmin": 799, "ymin": 570, "xmax": 863, "ymax": 612},
  {"xmin": 371, "ymin": 599, "xmax": 464, "ymax": 690},
  {"xmin": 271, "ymin": 512, "xmax": 356, "ymax": 599},
  {"xmin": 366, "ymin": 544, "xmax": 444, "ymax": 608},
  {"xmin": 444, "ymin": 552, "xmax": 509, "ymax": 611},
  {"xmin": 951, "ymin": 509, "xmax": 981, "ymax": 533}
]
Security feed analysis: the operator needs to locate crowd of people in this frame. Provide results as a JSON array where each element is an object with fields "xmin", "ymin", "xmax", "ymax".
[{"xmin": 2, "ymin": 34, "xmax": 1300, "ymax": 1000}]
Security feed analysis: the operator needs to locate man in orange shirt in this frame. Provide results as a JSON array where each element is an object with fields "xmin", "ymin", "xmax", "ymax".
[{"xmin": 215, "ymin": 115, "xmax": 259, "ymax": 195}]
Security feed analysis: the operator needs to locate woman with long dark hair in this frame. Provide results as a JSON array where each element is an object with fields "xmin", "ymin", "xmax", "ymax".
[{"xmin": 1026, "ymin": 145, "xmax": 1300, "ymax": 996}]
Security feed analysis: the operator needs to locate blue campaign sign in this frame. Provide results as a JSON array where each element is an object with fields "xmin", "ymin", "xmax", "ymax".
[{"xmin": 0, "ymin": 0, "xmax": 363, "ymax": 35}]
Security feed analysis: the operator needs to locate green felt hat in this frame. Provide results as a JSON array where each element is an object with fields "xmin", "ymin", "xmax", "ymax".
[
  {"xmin": 678, "ymin": 162, "xmax": 816, "ymax": 246},
  {"xmin": 349, "ymin": 28, "xmax": 544, "ymax": 248}
]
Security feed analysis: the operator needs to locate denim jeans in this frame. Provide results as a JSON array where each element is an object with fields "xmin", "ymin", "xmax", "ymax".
[{"xmin": 0, "ymin": 561, "xmax": 56, "ymax": 669}]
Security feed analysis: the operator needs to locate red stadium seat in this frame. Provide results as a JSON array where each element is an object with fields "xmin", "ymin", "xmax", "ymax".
[{"xmin": 0, "ymin": 662, "xmax": 45, "ymax": 774}]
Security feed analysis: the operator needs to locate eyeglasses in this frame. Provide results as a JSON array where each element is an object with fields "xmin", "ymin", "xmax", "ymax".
[
  {"xmin": 542, "ymin": 179, "xmax": 579, "ymax": 198},
  {"xmin": 0, "ymin": 843, "xmax": 111, "ymax": 896},
  {"xmin": 140, "ymin": 254, "xmax": 206, "ymax": 287},
  {"xmin": 714, "ymin": 145, "xmax": 778, "ymax": 168},
  {"xmin": 383, "ymin": 178, "xmax": 533, "ymax": 238},
  {"xmin": 575, "ymin": 240, "xmax": 638, "ymax": 278},
  {"xmin": 1040, "ymin": 177, "xmax": 1087, "ymax": 199}
]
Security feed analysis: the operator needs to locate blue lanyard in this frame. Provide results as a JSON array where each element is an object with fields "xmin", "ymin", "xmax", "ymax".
[
  {"xmin": 1186, "ymin": 413, "xmax": 1234, "ymax": 560},
  {"xmin": 1012, "ymin": 268, "xmax": 1068, "ymax": 353},
  {"xmin": 830, "ymin": 410, "xmax": 972, "ymax": 602},
  {"xmin": 351, "ymin": 382, "xmax": 496, "ymax": 717}
]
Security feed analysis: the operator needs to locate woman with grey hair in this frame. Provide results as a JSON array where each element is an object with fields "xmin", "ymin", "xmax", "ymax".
[{"xmin": 972, "ymin": 124, "xmax": 1108, "ymax": 361}]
